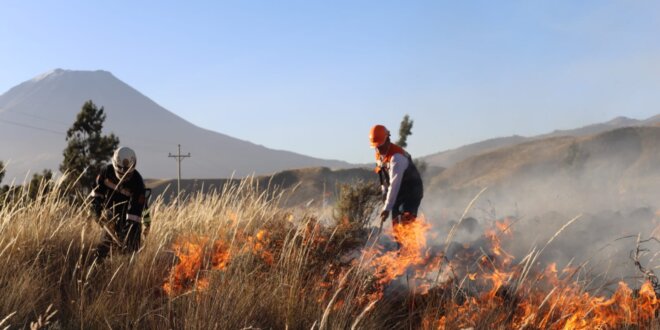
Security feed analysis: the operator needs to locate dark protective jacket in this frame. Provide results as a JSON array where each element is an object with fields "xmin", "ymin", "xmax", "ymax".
[
  {"xmin": 375, "ymin": 143, "xmax": 424, "ymax": 211},
  {"xmin": 90, "ymin": 164, "xmax": 146, "ymax": 223}
]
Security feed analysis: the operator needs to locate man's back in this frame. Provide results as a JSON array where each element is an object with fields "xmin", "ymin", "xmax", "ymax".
[{"xmin": 92, "ymin": 163, "xmax": 146, "ymax": 222}]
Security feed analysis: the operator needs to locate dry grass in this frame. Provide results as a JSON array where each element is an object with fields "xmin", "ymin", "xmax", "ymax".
[
  {"xmin": 0, "ymin": 178, "xmax": 387, "ymax": 329},
  {"xmin": 0, "ymin": 178, "xmax": 658, "ymax": 329}
]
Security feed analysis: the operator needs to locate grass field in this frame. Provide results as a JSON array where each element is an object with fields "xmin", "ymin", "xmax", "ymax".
[{"xmin": 0, "ymin": 179, "xmax": 658, "ymax": 329}]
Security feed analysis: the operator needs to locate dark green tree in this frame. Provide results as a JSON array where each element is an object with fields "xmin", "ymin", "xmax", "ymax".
[
  {"xmin": 60, "ymin": 100, "xmax": 119, "ymax": 193},
  {"xmin": 27, "ymin": 169, "xmax": 53, "ymax": 200},
  {"xmin": 396, "ymin": 114, "xmax": 414, "ymax": 148},
  {"xmin": 0, "ymin": 161, "xmax": 7, "ymax": 198},
  {"xmin": 0, "ymin": 160, "xmax": 5, "ymax": 185},
  {"xmin": 395, "ymin": 115, "xmax": 428, "ymax": 177}
]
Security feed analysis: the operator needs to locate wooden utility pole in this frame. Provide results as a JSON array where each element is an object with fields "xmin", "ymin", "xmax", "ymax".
[{"xmin": 168, "ymin": 144, "xmax": 191, "ymax": 199}]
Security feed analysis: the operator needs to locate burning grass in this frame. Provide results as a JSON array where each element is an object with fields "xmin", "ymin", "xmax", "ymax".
[{"xmin": 0, "ymin": 179, "xmax": 659, "ymax": 329}]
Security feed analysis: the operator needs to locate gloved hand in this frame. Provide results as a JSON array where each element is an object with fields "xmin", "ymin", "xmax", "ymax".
[
  {"xmin": 380, "ymin": 210, "xmax": 390, "ymax": 224},
  {"xmin": 142, "ymin": 212, "xmax": 151, "ymax": 237},
  {"xmin": 142, "ymin": 213, "xmax": 151, "ymax": 237}
]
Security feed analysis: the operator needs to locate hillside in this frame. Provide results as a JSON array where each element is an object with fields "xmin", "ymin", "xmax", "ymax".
[
  {"xmin": 146, "ymin": 166, "xmax": 376, "ymax": 206},
  {"xmin": 422, "ymin": 135, "xmax": 527, "ymax": 168},
  {"xmin": 0, "ymin": 69, "xmax": 350, "ymax": 182},
  {"xmin": 426, "ymin": 126, "xmax": 660, "ymax": 215},
  {"xmin": 421, "ymin": 115, "xmax": 660, "ymax": 168},
  {"xmin": 139, "ymin": 125, "xmax": 660, "ymax": 215}
]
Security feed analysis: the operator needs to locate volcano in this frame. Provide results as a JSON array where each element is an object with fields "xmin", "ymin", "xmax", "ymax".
[{"xmin": 0, "ymin": 69, "xmax": 350, "ymax": 182}]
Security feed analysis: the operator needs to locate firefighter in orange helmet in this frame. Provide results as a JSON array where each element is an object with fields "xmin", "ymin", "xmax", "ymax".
[{"xmin": 370, "ymin": 125, "xmax": 424, "ymax": 226}]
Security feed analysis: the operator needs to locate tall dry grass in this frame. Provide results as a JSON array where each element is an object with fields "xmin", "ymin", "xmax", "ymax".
[
  {"xmin": 0, "ymin": 178, "xmax": 658, "ymax": 329},
  {"xmin": 0, "ymin": 178, "xmax": 397, "ymax": 329}
]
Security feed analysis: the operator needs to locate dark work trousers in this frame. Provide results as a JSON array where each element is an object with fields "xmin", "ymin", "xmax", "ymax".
[
  {"xmin": 391, "ymin": 194, "xmax": 422, "ymax": 225},
  {"xmin": 94, "ymin": 216, "xmax": 142, "ymax": 260}
]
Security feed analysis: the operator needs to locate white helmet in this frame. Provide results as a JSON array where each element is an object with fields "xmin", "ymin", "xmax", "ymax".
[{"xmin": 112, "ymin": 146, "xmax": 137, "ymax": 178}]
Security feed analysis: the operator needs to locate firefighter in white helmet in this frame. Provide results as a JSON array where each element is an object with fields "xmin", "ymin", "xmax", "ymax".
[{"xmin": 89, "ymin": 146, "xmax": 149, "ymax": 259}]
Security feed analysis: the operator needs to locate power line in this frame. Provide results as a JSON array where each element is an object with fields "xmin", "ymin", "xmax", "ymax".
[
  {"xmin": 3, "ymin": 108, "xmax": 70, "ymax": 127},
  {"xmin": 0, "ymin": 118, "xmax": 65, "ymax": 135},
  {"xmin": 168, "ymin": 144, "xmax": 191, "ymax": 199}
]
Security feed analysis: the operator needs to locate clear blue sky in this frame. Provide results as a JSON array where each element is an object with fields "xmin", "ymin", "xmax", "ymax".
[{"xmin": 2, "ymin": 1, "xmax": 660, "ymax": 163}]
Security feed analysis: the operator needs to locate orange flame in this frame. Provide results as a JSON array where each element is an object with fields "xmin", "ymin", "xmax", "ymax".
[
  {"xmin": 371, "ymin": 218, "xmax": 431, "ymax": 286},
  {"xmin": 357, "ymin": 215, "xmax": 442, "ymax": 303},
  {"xmin": 163, "ymin": 236, "xmax": 230, "ymax": 296},
  {"xmin": 245, "ymin": 229, "xmax": 274, "ymax": 265},
  {"xmin": 160, "ymin": 211, "xmax": 660, "ymax": 329},
  {"xmin": 163, "ymin": 227, "xmax": 274, "ymax": 296},
  {"xmin": 423, "ymin": 218, "xmax": 660, "ymax": 329}
]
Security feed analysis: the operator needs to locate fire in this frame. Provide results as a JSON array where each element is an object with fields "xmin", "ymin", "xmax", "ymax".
[
  {"xmin": 159, "ymin": 208, "xmax": 659, "ymax": 329},
  {"xmin": 354, "ymin": 215, "xmax": 446, "ymax": 303},
  {"xmin": 163, "ymin": 227, "xmax": 275, "ymax": 296},
  {"xmin": 162, "ymin": 236, "xmax": 230, "ymax": 296},
  {"xmin": 370, "ymin": 217, "xmax": 432, "ymax": 287},
  {"xmin": 244, "ymin": 229, "xmax": 274, "ymax": 265},
  {"xmin": 483, "ymin": 217, "xmax": 514, "ymax": 265},
  {"xmin": 556, "ymin": 281, "xmax": 659, "ymax": 329},
  {"xmin": 422, "ymin": 218, "xmax": 660, "ymax": 330}
]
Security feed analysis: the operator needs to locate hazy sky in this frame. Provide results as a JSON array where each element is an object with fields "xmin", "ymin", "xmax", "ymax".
[{"xmin": 2, "ymin": 1, "xmax": 660, "ymax": 163}]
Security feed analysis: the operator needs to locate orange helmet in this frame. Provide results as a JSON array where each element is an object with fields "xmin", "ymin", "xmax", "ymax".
[{"xmin": 369, "ymin": 125, "xmax": 390, "ymax": 148}]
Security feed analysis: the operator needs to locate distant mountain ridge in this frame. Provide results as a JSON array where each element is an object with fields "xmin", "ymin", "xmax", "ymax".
[
  {"xmin": 0, "ymin": 69, "xmax": 350, "ymax": 182},
  {"xmin": 425, "ymin": 126, "xmax": 660, "ymax": 215},
  {"xmin": 142, "ymin": 126, "xmax": 660, "ymax": 214},
  {"xmin": 421, "ymin": 115, "xmax": 660, "ymax": 168},
  {"xmin": 146, "ymin": 166, "xmax": 375, "ymax": 206}
]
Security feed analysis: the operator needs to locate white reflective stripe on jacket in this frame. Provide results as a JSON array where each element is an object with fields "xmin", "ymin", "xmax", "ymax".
[
  {"xmin": 383, "ymin": 153, "xmax": 409, "ymax": 212},
  {"xmin": 126, "ymin": 214, "xmax": 141, "ymax": 222},
  {"xmin": 104, "ymin": 179, "xmax": 132, "ymax": 197}
]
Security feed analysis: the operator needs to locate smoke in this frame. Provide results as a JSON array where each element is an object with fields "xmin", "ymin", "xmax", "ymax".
[{"xmin": 419, "ymin": 128, "xmax": 660, "ymax": 286}]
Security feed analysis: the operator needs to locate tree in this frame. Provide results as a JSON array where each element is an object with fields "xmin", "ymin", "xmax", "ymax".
[
  {"xmin": 0, "ymin": 167, "xmax": 53, "ymax": 206},
  {"xmin": 395, "ymin": 115, "xmax": 428, "ymax": 177},
  {"xmin": 396, "ymin": 114, "xmax": 414, "ymax": 148},
  {"xmin": 0, "ymin": 161, "xmax": 7, "ymax": 198},
  {"xmin": 60, "ymin": 100, "xmax": 119, "ymax": 193},
  {"xmin": 0, "ymin": 160, "xmax": 5, "ymax": 186},
  {"xmin": 27, "ymin": 169, "xmax": 53, "ymax": 200}
]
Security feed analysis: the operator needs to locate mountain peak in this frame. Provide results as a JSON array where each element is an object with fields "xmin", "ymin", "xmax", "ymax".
[
  {"xmin": 31, "ymin": 69, "xmax": 114, "ymax": 83},
  {"xmin": 605, "ymin": 116, "xmax": 638, "ymax": 126},
  {"xmin": 31, "ymin": 68, "xmax": 66, "ymax": 82},
  {"xmin": 0, "ymin": 69, "xmax": 350, "ymax": 181}
]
